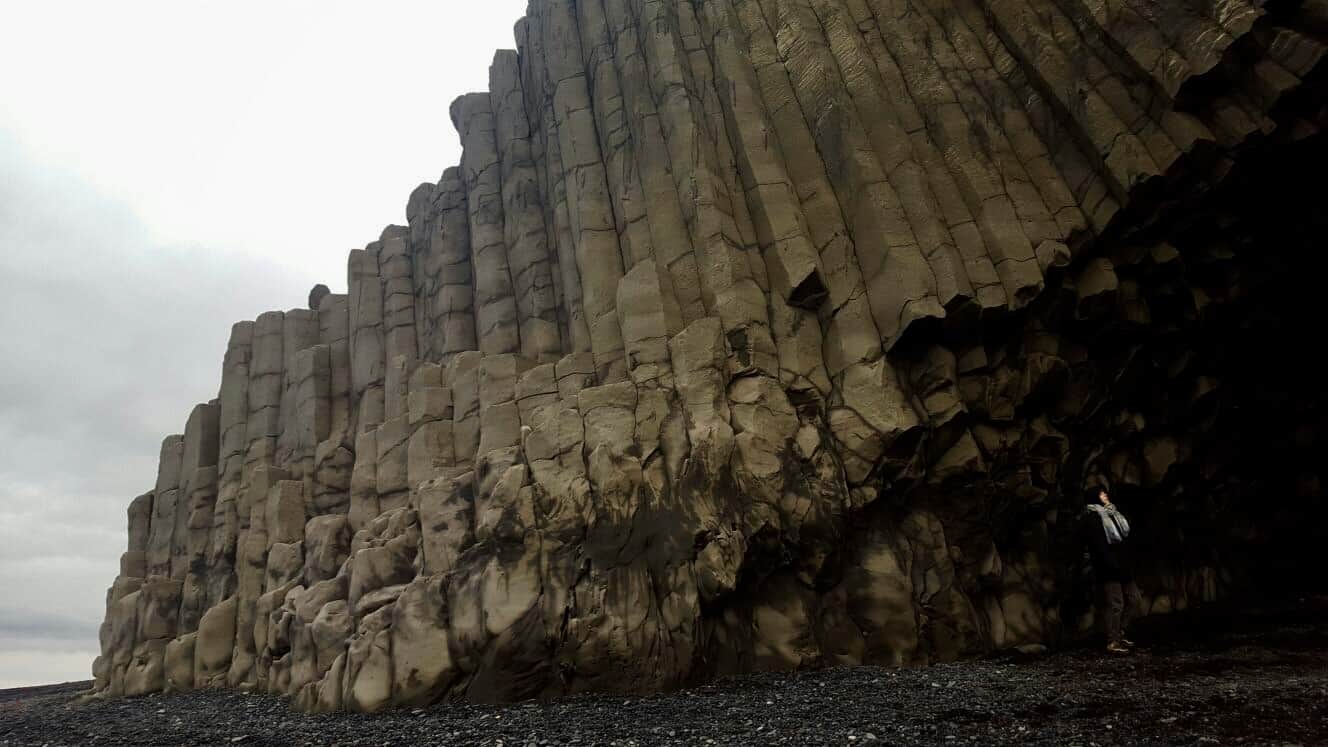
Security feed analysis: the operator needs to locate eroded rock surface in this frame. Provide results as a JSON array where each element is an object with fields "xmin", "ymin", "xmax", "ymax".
[{"xmin": 93, "ymin": 0, "xmax": 1328, "ymax": 710}]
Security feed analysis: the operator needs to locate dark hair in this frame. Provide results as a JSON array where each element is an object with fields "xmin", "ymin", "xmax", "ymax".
[{"xmin": 1084, "ymin": 484, "xmax": 1108, "ymax": 503}]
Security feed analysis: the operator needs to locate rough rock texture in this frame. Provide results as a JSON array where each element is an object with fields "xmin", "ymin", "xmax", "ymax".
[
  {"xmin": 16, "ymin": 598, "xmax": 1328, "ymax": 744},
  {"xmin": 93, "ymin": 0, "xmax": 1328, "ymax": 711}
]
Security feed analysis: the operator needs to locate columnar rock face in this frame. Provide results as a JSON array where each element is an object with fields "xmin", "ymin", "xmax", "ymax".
[{"xmin": 94, "ymin": 0, "xmax": 1328, "ymax": 710}]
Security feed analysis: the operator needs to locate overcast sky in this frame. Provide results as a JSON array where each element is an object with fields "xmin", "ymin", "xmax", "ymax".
[{"xmin": 0, "ymin": 0, "xmax": 529, "ymax": 689}]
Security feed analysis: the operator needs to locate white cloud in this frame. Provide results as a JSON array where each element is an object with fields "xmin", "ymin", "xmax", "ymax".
[
  {"xmin": 0, "ymin": 1, "xmax": 529, "ymax": 687},
  {"xmin": 1, "ymin": 1, "xmax": 528, "ymax": 283}
]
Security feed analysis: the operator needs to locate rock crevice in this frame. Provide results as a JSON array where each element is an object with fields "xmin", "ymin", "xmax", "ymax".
[{"xmin": 93, "ymin": 0, "xmax": 1328, "ymax": 711}]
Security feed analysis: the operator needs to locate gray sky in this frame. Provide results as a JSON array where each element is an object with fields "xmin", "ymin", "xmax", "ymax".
[{"xmin": 0, "ymin": 1, "xmax": 528, "ymax": 688}]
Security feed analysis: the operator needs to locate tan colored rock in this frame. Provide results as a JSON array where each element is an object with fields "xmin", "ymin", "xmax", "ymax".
[
  {"xmin": 91, "ymin": 0, "xmax": 1320, "ymax": 711},
  {"xmin": 448, "ymin": 351, "xmax": 483, "ymax": 463},
  {"xmin": 349, "ymin": 430, "xmax": 379, "ymax": 532},
  {"xmin": 417, "ymin": 475, "xmax": 475, "ymax": 575},
  {"xmin": 265, "ymin": 481, "xmax": 306, "ymax": 548},
  {"xmin": 537, "ymin": 0, "xmax": 627, "ymax": 382},
  {"xmin": 455, "ymin": 92, "xmax": 522, "ymax": 356},
  {"xmin": 408, "ymin": 387, "xmax": 452, "ymax": 427},
  {"xmin": 311, "ymin": 598, "xmax": 352, "ymax": 678},
  {"xmin": 194, "ymin": 595, "xmax": 236, "ymax": 687},
  {"xmin": 266, "ymin": 542, "xmax": 304, "ymax": 591},
  {"xmin": 374, "ymin": 416, "xmax": 411, "ymax": 498},
  {"xmin": 343, "ymin": 607, "xmax": 393, "ymax": 713},
  {"xmin": 555, "ymin": 352, "xmax": 596, "ymax": 401},
  {"xmin": 304, "ymin": 515, "xmax": 351, "ymax": 584},
  {"xmin": 137, "ymin": 576, "xmax": 182, "ymax": 642},
  {"xmin": 145, "ymin": 435, "xmax": 184, "ymax": 577},
  {"xmin": 122, "ymin": 639, "xmax": 168, "ymax": 697},
  {"xmin": 164, "ymin": 633, "xmax": 196, "ymax": 692},
  {"xmin": 348, "ymin": 509, "xmax": 420, "ymax": 614},
  {"xmin": 390, "ymin": 575, "xmax": 456, "ymax": 705}
]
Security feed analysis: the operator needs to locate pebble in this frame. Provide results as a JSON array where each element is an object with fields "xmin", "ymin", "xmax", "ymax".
[{"xmin": 0, "ymin": 600, "xmax": 1325, "ymax": 746}]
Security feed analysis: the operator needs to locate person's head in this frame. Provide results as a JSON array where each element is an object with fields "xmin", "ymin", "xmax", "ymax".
[{"xmin": 1086, "ymin": 484, "xmax": 1111, "ymax": 506}]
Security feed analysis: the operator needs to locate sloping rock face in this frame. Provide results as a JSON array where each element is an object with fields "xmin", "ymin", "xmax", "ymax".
[{"xmin": 93, "ymin": 0, "xmax": 1328, "ymax": 710}]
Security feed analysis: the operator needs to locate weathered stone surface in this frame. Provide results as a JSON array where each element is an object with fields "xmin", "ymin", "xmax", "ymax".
[
  {"xmin": 303, "ymin": 515, "xmax": 351, "ymax": 584},
  {"xmin": 93, "ymin": 0, "xmax": 1328, "ymax": 713},
  {"xmin": 193, "ymin": 596, "xmax": 236, "ymax": 687}
]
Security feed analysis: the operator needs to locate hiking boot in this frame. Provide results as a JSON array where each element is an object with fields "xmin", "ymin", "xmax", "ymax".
[{"xmin": 1106, "ymin": 641, "xmax": 1131, "ymax": 655}]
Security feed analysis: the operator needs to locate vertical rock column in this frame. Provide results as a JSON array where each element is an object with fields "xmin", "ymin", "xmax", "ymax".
[
  {"xmin": 406, "ymin": 362, "xmax": 457, "ymax": 492},
  {"xmin": 597, "ymin": 0, "xmax": 709, "ymax": 324},
  {"xmin": 727, "ymin": 0, "xmax": 885, "ymax": 381},
  {"xmin": 473, "ymin": 354, "xmax": 534, "ymax": 539},
  {"xmin": 674, "ymin": 0, "xmax": 774, "ymax": 302},
  {"xmin": 730, "ymin": 0, "xmax": 929, "ymax": 506},
  {"xmin": 277, "ymin": 309, "xmax": 320, "ymax": 478},
  {"xmin": 540, "ymin": 0, "xmax": 628, "ymax": 382},
  {"xmin": 228, "ymin": 310, "xmax": 287, "ymax": 688},
  {"xmin": 407, "ymin": 182, "xmax": 443, "ymax": 360},
  {"xmin": 206, "ymin": 322, "xmax": 254, "ymax": 609},
  {"xmin": 455, "ymin": 93, "xmax": 522, "ymax": 356},
  {"xmin": 858, "ymin": 0, "xmax": 1049, "ymax": 303},
  {"xmin": 490, "ymin": 51, "xmax": 565, "ymax": 362},
  {"xmin": 243, "ymin": 312, "xmax": 287, "ymax": 480},
  {"xmin": 312, "ymin": 292, "xmax": 353, "ymax": 515},
  {"xmin": 574, "ymin": 0, "xmax": 654, "ymax": 273},
  {"xmin": 145, "ymin": 435, "xmax": 184, "ymax": 578},
  {"xmin": 94, "ymin": 492, "xmax": 152, "ymax": 694},
  {"xmin": 435, "ymin": 169, "xmax": 480, "ymax": 360},
  {"xmin": 409, "ymin": 169, "xmax": 480, "ymax": 363},
  {"xmin": 291, "ymin": 346, "xmax": 331, "ymax": 498},
  {"xmin": 764, "ymin": 0, "xmax": 946, "ymax": 347},
  {"xmin": 349, "ymin": 247, "xmax": 386, "ymax": 436},
  {"xmin": 176, "ymin": 401, "xmax": 220, "ymax": 633},
  {"xmin": 381, "ymin": 225, "xmax": 420, "ymax": 421},
  {"xmin": 347, "ymin": 243, "xmax": 387, "ymax": 532},
  {"xmin": 877, "ymin": 0, "xmax": 1078, "ymax": 275},
  {"xmin": 614, "ymin": 259, "xmax": 686, "ymax": 478},
  {"xmin": 690, "ymin": 0, "xmax": 832, "ymax": 396},
  {"xmin": 125, "ymin": 432, "xmax": 189, "ymax": 695},
  {"xmin": 447, "ymin": 351, "xmax": 484, "ymax": 469},
  {"xmin": 631, "ymin": 0, "xmax": 778, "ymax": 373},
  {"xmin": 807, "ymin": 0, "xmax": 979, "ymax": 314},
  {"xmin": 516, "ymin": 14, "xmax": 591, "ymax": 354}
]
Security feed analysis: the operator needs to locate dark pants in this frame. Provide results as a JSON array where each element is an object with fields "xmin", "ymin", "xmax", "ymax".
[{"xmin": 1102, "ymin": 581, "xmax": 1143, "ymax": 643}]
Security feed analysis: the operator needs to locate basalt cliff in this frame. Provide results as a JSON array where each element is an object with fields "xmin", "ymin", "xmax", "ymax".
[{"xmin": 93, "ymin": 0, "xmax": 1328, "ymax": 711}]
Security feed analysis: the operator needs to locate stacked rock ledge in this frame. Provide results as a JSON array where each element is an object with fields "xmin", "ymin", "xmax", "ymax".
[{"xmin": 92, "ymin": 0, "xmax": 1328, "ymax": 712}]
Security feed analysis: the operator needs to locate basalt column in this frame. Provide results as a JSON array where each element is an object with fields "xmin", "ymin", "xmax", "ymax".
[{"xmin": 93, "ymin": 0, "xmax": 1328, "ymax": 711}]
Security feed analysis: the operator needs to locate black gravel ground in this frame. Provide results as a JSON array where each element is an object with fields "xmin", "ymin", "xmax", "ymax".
[{"xmin": 3, "ymin": 596, "xmax": 1326, "ymax": 746}]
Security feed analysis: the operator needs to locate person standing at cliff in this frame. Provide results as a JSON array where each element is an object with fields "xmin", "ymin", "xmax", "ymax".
[{"xmin": 1084, "ymin": 485, "xmax": 1142, "ymax": 654}]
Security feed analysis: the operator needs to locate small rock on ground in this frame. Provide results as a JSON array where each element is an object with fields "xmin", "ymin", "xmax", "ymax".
[{"xmin": 2, "ymin": 597, "xmax": 1326, "ymax": 746}]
